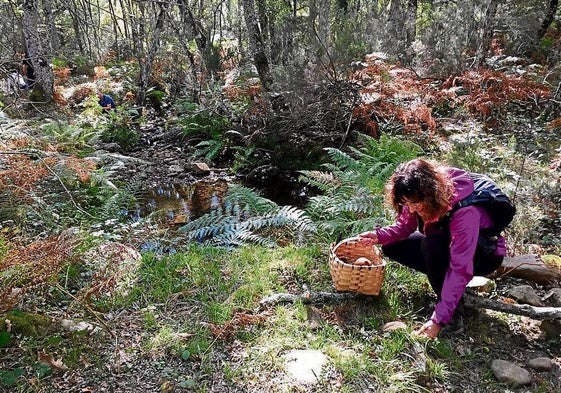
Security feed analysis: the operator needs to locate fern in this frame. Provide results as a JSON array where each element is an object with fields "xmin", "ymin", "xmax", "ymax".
[
  {"xmin": 224, "ymin": 184, "xmax": 277, "ymax": 214},
  {"xmin": 297, "ymin": 171, "xmax": 340, "ymax": 193},
  {"xmin": 179, "ymin": 187, "xmax": 316, "ymax": 247},
  {"xmin": 301, "ymin": 134, "xmax": 422, "ymax": 238}
]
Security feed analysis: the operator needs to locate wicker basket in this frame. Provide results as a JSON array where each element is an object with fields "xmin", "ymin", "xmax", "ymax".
[{"xmin": 328, "ymin": 237, "xmax": 386, "ymax": 296}]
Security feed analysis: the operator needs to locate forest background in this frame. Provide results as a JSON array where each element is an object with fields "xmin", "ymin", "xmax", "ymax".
[{"xmin": 1, "ymin": 0, "xmax": 561, "ymax": 392}]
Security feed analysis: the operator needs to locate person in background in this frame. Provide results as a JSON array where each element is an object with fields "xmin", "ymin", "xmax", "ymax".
[
  {"xmin": 7, "ymin": 70, "xmax": 28, "ymax": 91},
  {"xmin": 357, "ymin": 158, "xmax": 506, "ymax": 339},
  {"xmin": 21, "ymin": 53, "xmax": 35, "ymax": 88},
  {"xmin": 97, "ymin": 89, "xmax": 116, "ymax": 112}
]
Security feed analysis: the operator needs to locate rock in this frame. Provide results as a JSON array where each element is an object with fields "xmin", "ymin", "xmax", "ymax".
[
  {"xmin": 109, "ymin": 160, "xmax": 126, "ymax": 171},
  {"xmin": 467, "ymin": 276, "xmax": 495, "ymax": 293},
  {"xmin": 168, "ymin": 164, "xmax": 183, "ymax": 174},
  {"xmin": 60, "ymin": 319, "xmax": 100, "ymax": 334},
  {"xmin": 527, "ymin": 357, "xmax": 554, "ymax": 371},
  {"xmin": 542, "ymin": 288, "xmax": 561, "ymax": 307},
  {"xmin": 539, "ymin": 319, "xmax": 561, "ymax": 339},
  {"xmin": 100, "ymin": 142, "xmax": 121, "ymax": 152},
  {"xmin": 508, "ymin": 285, "xmax": 544, "ymax": 306},
  {"xmin": 283, "ymin": 349, "xmax": 327, "ymax": 384},
  {"xmin": 0, "ymin": 110, "xmax": 8, "ymax": 124},
  {"xmin": 192, "ymin": 162, "xmax": 211, "ymax": 174},
  {"xmin": 382, "ymin": 321, "xmax": 408, "ymax": 332},
  {"xmin": 490, "ymin": 359, "xmax": 532, "ymax": 387}
]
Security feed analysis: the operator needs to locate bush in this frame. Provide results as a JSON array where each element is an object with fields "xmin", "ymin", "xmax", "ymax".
[{"xmin": 100, "ymin": 107, "xmax": 141, "ymax": 151}]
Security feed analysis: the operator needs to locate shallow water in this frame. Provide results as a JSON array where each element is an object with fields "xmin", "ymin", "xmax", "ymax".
[{"xmin": 133, "ymin": 179, "xmax": 229, "ymax": 224}]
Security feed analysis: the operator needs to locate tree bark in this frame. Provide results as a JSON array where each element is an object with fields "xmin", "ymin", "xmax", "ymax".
[
  {"xmin": 464, "ymin": 293, "xmax": 561, "ymax": 320},
  {"xmin": 260, "ymin": 290, "xmax": 561, "ymax": 320},
  {"xmin": 531, "ymin": 0, "xmax": 559, "ymax": 55},
  {"xmin": 21, "ymin": 0, "xmax": 54, "ymax": 101},
  {"xmin": 241, "ymin": 0, "xmax": 273, "ymax": 91},
  {"xmin": 473, "ymin": 0, "xmax": 499, "ymax": 67},
  {"xmin": 385, "ymin": 0, "xmax": 417, "ymax": 64},
  {"xmin": 491, "ymin": 254, "xmax": 561, "ymax": 284}
]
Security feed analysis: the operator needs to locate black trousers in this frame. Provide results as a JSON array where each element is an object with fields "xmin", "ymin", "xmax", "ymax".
[{"xmin": 382, "ymin": 232, "xmax": 503, "ymax": 316}]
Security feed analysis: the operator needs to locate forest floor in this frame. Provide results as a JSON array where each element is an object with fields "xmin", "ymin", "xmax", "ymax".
[
  {"xmin": 1, "ymin": 62, "xmax": 561, "ymax": 392},
  {"xmin": 44, "ymin": 108, "xmax": 561, "ymax": 392}
]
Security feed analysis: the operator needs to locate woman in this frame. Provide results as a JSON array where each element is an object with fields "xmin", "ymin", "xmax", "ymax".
[{"xmin": 358, "ymin": 158, "xmax": 506, "ymax": 339}]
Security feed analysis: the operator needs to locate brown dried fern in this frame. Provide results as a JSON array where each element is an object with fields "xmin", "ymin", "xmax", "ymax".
[{"xmin": 0, "ymin": 232, "xmax": 77, "ymax": 312}]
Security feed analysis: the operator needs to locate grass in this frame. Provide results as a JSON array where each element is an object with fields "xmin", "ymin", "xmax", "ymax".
[
  {"xmin": 77, "ymin": 240, "xmax": 460, "ymax": 391},
  {"xmin": 96, "ymin": 241, "xmax": 463, "ymax": 391},
  {"xmin": 4, "ymin": 233, "xmax": 559, "ymax": 391}
]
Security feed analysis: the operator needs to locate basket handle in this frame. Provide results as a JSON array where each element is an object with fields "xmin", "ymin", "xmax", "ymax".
[{"xmin": 333, "ymin": 236, "xmax": 375, "ymax": 252}]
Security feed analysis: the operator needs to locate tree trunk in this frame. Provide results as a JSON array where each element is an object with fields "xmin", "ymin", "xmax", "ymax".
[
  {"xmin": 43, "ymin": 0, "xmax": 59, "ymax": 53},
  {"xmin": 241, "ymin": 0, "xmax": 273, "ymax": 91},
  {"xmin": 383, "ymin": 0, "xmax": 417, "ymax": 64},
  {"xmin": 21, "ymin": 0, "xmax": 54, "ymax": 101},
  {"xmin": 473, "ymin": 0, "xmax": 499, "ymax": 67},
  {"xmin": 137, "ymin": 1, "xmax": 168, "ymax": 106},
  {"xmin": 491, "ymin": 254, "xmax": 561, "ymax": 284},
  {"xmin": 530, "ymin": 0, "xmax": 559, "ymax": 56}
]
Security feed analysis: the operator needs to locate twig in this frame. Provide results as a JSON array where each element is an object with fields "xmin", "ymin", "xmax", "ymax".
[
  {"xmin": 464, "ymin": 293, "xmax": 561, "ymax": 320},
  {"xmin": 259, "ymin": 291, "xmax": 362, "ymax": 308},
  {"xmin": 260, "ymin": 290, "xmax": 561, "ymax": 320},
  {"xmin": 51, "ymin": 282, "xmax": 116, "ymax": 338}
]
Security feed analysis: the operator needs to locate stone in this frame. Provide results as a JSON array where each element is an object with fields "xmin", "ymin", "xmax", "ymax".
[
  {"xmin": 382, "ymin": 321, "xmax": 408, "ymax": 332},
  {"xmin": 490, "ymin": 359, "xmax": 532, "ymax": 387},
  {"xmin": 168, "ymin": 164, "xmax": 183, "ymax": 174},
  {"xmin": 467, "ymin": 276, "xmax": 495, "ymax": 293},
  {"xmin": 542, "ymin": 288, "xmax": 561, "ymax": 307},
  {"xmin": 192, "ymin": 162, "xmax": 211, "ymax": 174},
  {"xmin": 540, "ymin": 319, "xmax": 561, "ymax": 339},
  {"xmin": 527, "ymin": 357, "xmax": 554, "ymax": 371},
  {"xmin": 283, "ymin": 349, "xmax": 327, "ymax": 384},
  {"xmin": 508, "ymin": 285, "xmax": 544, "ymax": 306}
]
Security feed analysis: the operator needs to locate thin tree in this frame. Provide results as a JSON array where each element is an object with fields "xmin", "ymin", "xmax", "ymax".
[
  {"xmin": 241, "ymin": 0, "xmax": 273, "ymax": 91},
  {"xmin": 531, "ymin": 0, "xmax": 559, "ymax": 56},
  {"xmin": 20, "ymin": 0, "xmax": 55, "ymax": 101},
  {"xmin": 473, "ymin": 0, "xmax": 499, "ymax": 67}
]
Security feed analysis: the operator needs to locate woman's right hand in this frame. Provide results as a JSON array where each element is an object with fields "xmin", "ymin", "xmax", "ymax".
[{"xmin": 357, "ymin": 231, "xmax": 378, "ymax": 245}]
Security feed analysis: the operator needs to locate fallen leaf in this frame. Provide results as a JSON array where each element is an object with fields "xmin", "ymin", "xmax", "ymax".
[{"xmin": 38, "ymin": 350, "xmax": 68, "ymax": 370}]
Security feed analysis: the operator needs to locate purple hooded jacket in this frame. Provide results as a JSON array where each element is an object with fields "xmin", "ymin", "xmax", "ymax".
[{"xmin": 375, "ymin": 167, "xmax": 506, "ymax": 325}]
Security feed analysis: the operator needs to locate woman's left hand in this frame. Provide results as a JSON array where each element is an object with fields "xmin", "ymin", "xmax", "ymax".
[{"xmin": 414, "ymin": 320, "xmax": 441, "ymax": 339}]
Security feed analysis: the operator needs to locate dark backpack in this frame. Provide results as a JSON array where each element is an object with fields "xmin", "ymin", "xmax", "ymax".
[
  {"xmin": 450, "ymin": 173, "xmax": 516, "ymax": 236},
  {"xmin": 444, "ymin": 172, "xmax": 516, "ymax": 253}
]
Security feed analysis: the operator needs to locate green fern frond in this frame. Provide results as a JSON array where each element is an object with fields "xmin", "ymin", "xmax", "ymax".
[
  {"xmin": 211, "ymin": 228, "xmax": 275, "ymax": 248},
  {"xmin": 301, "ymin": 134, "xmax": 422, "ymax": 238},
  {"xmin": 244, "ymin": 205, "xmax": 316, "ymax": 233},
  {"xmin": 179, "ymin": 209, "xmax": 239, "ymax": 240},
  {"xmin": 179, "ymin": 186, "xmax": 315, "ymax": 247},
  {"xmin": 323, "ymin": 147, "xmax": 361, "ymax": 172},
  {"xmin": 298, "ymin": 170, "xmax": 340, "ymax": 193},
  {"xmin": 339, "ymin": 192, "xmax": 382, "ymax": 215},
  {"xmin": 225, "ymin": 184, "xmax": 277, "ymax": 214}
]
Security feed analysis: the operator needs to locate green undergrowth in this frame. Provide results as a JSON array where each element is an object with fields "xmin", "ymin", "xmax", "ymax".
[
  {"xmin": 86, "ymin": 243, "xmax": 502, "ymax": 391},
  {"xmin": 2, "ymin": 239, "xmax": 559, "ymax": 392}
]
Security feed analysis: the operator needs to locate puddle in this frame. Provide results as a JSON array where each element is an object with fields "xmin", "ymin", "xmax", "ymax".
[
  {"xmin": 131, "ymin": 173, "xmax": 312, "ymax": 226},
  {"xmin": 133, "ymin": 179, "xmax": 229, "ymax": 224}
]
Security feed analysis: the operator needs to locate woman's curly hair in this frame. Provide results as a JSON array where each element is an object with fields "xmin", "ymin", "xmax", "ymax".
[{"xmin": 386, "ymin": 158, "xmax": 455, "ymax": 219}]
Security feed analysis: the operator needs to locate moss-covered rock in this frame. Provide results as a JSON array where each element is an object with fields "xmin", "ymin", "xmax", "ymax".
[{"xmin": 0, "ymin": 310, "xmax": 52, "ymax": 337}]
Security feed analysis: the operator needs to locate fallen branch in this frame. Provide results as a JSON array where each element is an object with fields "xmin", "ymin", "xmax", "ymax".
[
  {"xmin": 259, "ymin": 291, "xmax": 361, "ymax": 307},
  {"xmin": 492, "ymin": 254, "xmax": 561, "ymax": 284},
  {"xmin": 260, "ymin": 290, "xmax": 561, "ymax": 320},
  {"xmin": 464, "ymin": 293, "xmax": 561, "ymax": 320}
]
